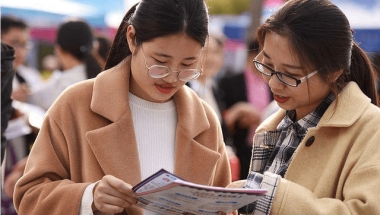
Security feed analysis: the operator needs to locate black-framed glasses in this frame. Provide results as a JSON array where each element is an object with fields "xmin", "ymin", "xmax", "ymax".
[
  {"xmin": 141, "ymin": 46, "xmax": 202, "ymax": 82},
  {"xmin": 253, "ymin": 57, "xmax": 318, "ymax": 87}
]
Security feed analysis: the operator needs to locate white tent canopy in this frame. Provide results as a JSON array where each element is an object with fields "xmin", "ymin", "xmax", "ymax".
[
  {"xmin": 333, "ymin": 0, "xmax": 380, "ymax": 29},
  {"xmin": 1, "ymin": 0, "xmax": 128, "ymax": 28},
  {"xmin": 2, "ymin": 0, "xmax": 379, "ymax": 29}
]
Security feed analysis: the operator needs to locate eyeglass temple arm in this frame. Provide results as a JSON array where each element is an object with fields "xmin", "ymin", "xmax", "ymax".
[
  {"xmin": 299, "ymin": 70, "xmax": 318, "ymax": 82},
  {"xmin": 254, "ymin": 51, "xmax": 264, "ymax": 62}
]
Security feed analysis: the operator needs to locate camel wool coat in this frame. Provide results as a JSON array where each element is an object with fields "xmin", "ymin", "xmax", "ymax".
[
  {"xmin": 254, "ymin": 82, "xmax": 380, "ymax": 215},
  {"xmin": 14, "ymin": 57, "xmax": 232, "ymax": 215}
]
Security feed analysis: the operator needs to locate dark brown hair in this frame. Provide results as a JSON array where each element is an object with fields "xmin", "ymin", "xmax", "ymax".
[
  {"xmin": 56, "ymin": 18, "xmax": 101, "ymax": 79},
  {"xmin": 105, "ymin": 0, "xmax": 209, "ymax": 70},
  {"xmin": 1, "ymin": 15, "xmax": 28, "ymax": 34},
  {"xmin": 256, "ymin": 0, "xmax": 379, "ymax": 105}
]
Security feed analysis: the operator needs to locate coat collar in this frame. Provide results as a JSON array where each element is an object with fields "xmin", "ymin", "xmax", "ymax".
[
  {"xmin": 90, "ymin": 58, "xmax": 131, "ymax": 122},
  {"xmin": 86, "ymin": 57, "xmax": 216, "ymax": 186},
  {"xmin": 258, "ymin": 82, "xmax": 371, "ymax": 131},
  {"xmin": 90, "ymin": 56, "xmax": 210, "ymax": 137},
  {"xmin": 318, "ymin": 82, "xmax": 371, "ymax": 127}
]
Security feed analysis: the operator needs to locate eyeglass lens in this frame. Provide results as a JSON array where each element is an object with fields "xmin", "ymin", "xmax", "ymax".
[
  {"xmin": 148, "ymin": 65, "xmax": 200, "ymax": 81},
  {"xmin": 254, "ymin": 61, "xmax": 299, "ymax": 86}
]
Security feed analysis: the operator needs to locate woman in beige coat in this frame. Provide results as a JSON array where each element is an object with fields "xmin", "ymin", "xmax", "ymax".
[
  {"xmin": 13, "ymin": 1, "xmax": 232, "ymax": 214},
  {"xmin": 228, "ymin": 0, "xmax": 380, "ymax": 215}
]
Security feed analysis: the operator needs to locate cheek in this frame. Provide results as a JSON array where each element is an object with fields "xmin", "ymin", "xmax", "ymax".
[
  {"xmin": 295, "ymin": 80, "xmax": 331, "ymax": 105},
  {"xmin": 132, "ymin": 69, "xmax": 150, "ymax": 87},
  {"xmin": 309, "ymin": 82, "xmax": 331, "ymax": 101},
  {"xmin": 131, "ymin": 58, "xmax": 147, "ymax": 81},
  {"xmin": 293, "ymin": 88, "xmax": 310, "ymax": 102},
  {"xmin": 14, "ymin": 50, "xmax": 27, "ymax": 66},
  {"xmin": 15, "ymin": 49, "xmax": 27, "ymax": 59}
]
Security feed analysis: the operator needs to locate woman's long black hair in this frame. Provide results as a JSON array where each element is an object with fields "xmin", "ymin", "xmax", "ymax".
[
  {"xmin": 56, "ymin": 18, "xmax": 102, "ymax": 79},
  {"xmin": 104, "ymin": 0, "xmax": 209, "ymax": 70}
]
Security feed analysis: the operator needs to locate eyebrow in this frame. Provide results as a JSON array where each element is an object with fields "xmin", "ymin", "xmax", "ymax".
[
  {"xmin": 262, "ymin": 51, "xmax": 304, "ymax": 70},
  {"xmin": 152, "ymin": 52, "xmax": 198, "ymax": 61}
]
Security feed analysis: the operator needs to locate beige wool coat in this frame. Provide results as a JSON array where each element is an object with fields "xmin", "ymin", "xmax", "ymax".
[
  {"xmin": 255, "ymin": 82, "xmax": 380, "ymax": 215},
  {"xmin": 14, "ymin": 57, "xmax": 232, "ymax": 215}
]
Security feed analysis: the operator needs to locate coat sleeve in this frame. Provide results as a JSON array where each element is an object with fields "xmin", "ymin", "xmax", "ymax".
[
  {"xmin": 270, "ymin": 140, "xmax": 380, "ymax": 215},
  {"xmin": 13, "ymin": 112, "xmax": 91, "ymax": 215}
]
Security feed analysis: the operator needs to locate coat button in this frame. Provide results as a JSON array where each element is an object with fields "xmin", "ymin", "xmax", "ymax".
[{"xmin": 305, "ymin": 136, "xmax": 315, "ymax": 147}]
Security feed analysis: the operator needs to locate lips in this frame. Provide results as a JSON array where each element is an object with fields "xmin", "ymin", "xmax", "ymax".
[
  {"xmin": 156, "ymin": 84, "xmax": 174, "ymax": 94},
  {"xmin": 274, "ymin": 94, "xmax": 290, "ymax": 103}
]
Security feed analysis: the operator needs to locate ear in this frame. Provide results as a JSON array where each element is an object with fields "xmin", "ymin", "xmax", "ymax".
[
  {"xmin": 330, "ymin": 69, "xmax": 344, "ymax": 82},
  {"xmin": 126, "ymin": 25, "xmax": 136, "ymax": 53}
]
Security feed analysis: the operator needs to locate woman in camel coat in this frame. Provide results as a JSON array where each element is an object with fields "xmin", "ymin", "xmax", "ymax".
[{"xmin": 14, "ymin": 1, "xmax": 231, "ymax": 214}]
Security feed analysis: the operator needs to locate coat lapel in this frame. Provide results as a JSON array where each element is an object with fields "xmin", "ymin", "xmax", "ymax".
[
  {"xmin": 172, "ymin": 86, "xmax": 221, "ymax": 185},
  {"xmin": 318, "ymin": 82, "xmax": 371, "ymax": 127},
  {"xmin": 86, "ymin": 57, "xmax": 142, "ymax": 185},
  {"xmin": 86, "ymin": 113, "xmax": 142, "ymax": 186},
  {"xmin": 173, "ymin": 134, "xmax": 221, "ymax": 185},
  {"xmin": 86, "ymin": 58, "xmax": 221, "ymax": 187}
]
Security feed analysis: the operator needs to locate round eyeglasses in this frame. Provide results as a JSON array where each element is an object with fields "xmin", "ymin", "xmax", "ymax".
[
  {"xmin": 141, "ymin": 47, "xmax": 202, "ymax": 82},
  {"xmin": 253, "ymin": 57, "xmax": 318, "ymax": 87}
]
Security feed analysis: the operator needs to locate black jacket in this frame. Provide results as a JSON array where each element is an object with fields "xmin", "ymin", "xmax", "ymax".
[{"xmin": 1, "ymin": 42, "xmax": 15, "ymax": 163}]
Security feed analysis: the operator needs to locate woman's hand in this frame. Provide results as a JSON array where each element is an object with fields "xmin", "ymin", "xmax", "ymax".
[
  {"xmin": 218, "ymin": 211, "xmax": 238, "ymax": 215},
  {"xmin": 4, "ymin": 156, "xmax": 28, "ymax": 198},
  {"xmin": 92, "ymin": 175, "xmax": 138, "ymax": 214},
  {"xmin": 213, "ymin": 180, "xmax": 248, "ymax": 215},
  {"xmin": 226, "ymin": 180, "xmax": 247, "ymax": 189},
  {"xmin": 223, "ymin": 102, "xmax": 261, "ymax": 133},
  {"xmin": 11, "ymin": 83, "xmax": 30, "ymax": 102},
  {"xmin": 185, "ymin": 211, "xmax": 237, "ymax": 215}
]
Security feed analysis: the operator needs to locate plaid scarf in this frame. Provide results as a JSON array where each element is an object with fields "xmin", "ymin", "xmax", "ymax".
[
  {"xmin": 265, "ymin": 93, "xmax": 332, "ymax": 176},
  {"xmin": 242, "ymin": 93, "xmax": 334, "ymax": 215}
]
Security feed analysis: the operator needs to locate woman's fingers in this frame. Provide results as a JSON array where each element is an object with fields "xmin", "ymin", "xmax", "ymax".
[
  {"xmin": 93, "ymin": 175, "xmax": 138, "ymax": 213},
  {"xmin": 226, "ymin": 180, "xmax": 247, "ymax": 188},
  {"xmin": 218, "ymin": 211, "xmax": 237, "ymax": 215},
  {"xmin": 94, "ymin": 193, "xmax": 133, "ymax": 213}
]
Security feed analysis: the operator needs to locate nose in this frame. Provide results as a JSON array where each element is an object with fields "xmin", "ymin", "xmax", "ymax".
[
  {"xmin": 162, "ymin": 70, "xmax": 179, "ymax": 83},
  {"xmin": 268, "ymin": 73, "xmax": 285, "ymax": 90}
]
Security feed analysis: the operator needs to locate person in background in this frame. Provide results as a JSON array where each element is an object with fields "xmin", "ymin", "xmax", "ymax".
[
  {"xmin": 1, "ymin": 18, "xmax": 101, "ymax": 211},
  {"xmin": 1, "ymin": 43, "xmax": 15, "ymax": 165},
  {"xmin": 218, "ymin": 38, "xmax": 272, "ymax": 180},
  {"xmin": 1, "ymin": 17, "xmax": 44, "ymax": 215},
  {"xmin": 27, "ymin": 18, "xmax": 102, "ymax": 111},
  {"xmin": 227, "ymin": 0, "xmax": 380, "ymax": 214},
  {"xmin": 92, "ymin": 34, "xmax": 112, "ymax": 69},
  {"xmin": 1, "ymin": 15, "xmax": 44, "ymax": 103},
  {"xmin": 188, "ymin": 32, "xmax": 226, "ymax": 122},
  {"xmin": 40, "ymin": 54, "xmax": 59, "ymax": 80},
  {"xmin": 14, "ymin": 1, "xmax": 231, "ymax": 215},
  {"xmin": 188, "ymin": 32, "xmax": 240, "ymax": 181},
  {"xmin": 1, "ymin": 43, "xmax": 15, "ymax": 215}
]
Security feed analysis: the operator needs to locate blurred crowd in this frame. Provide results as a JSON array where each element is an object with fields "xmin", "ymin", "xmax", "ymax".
[{"xmin": 1, "ymin": 15, "xmax": 111, "ymax": 214}]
